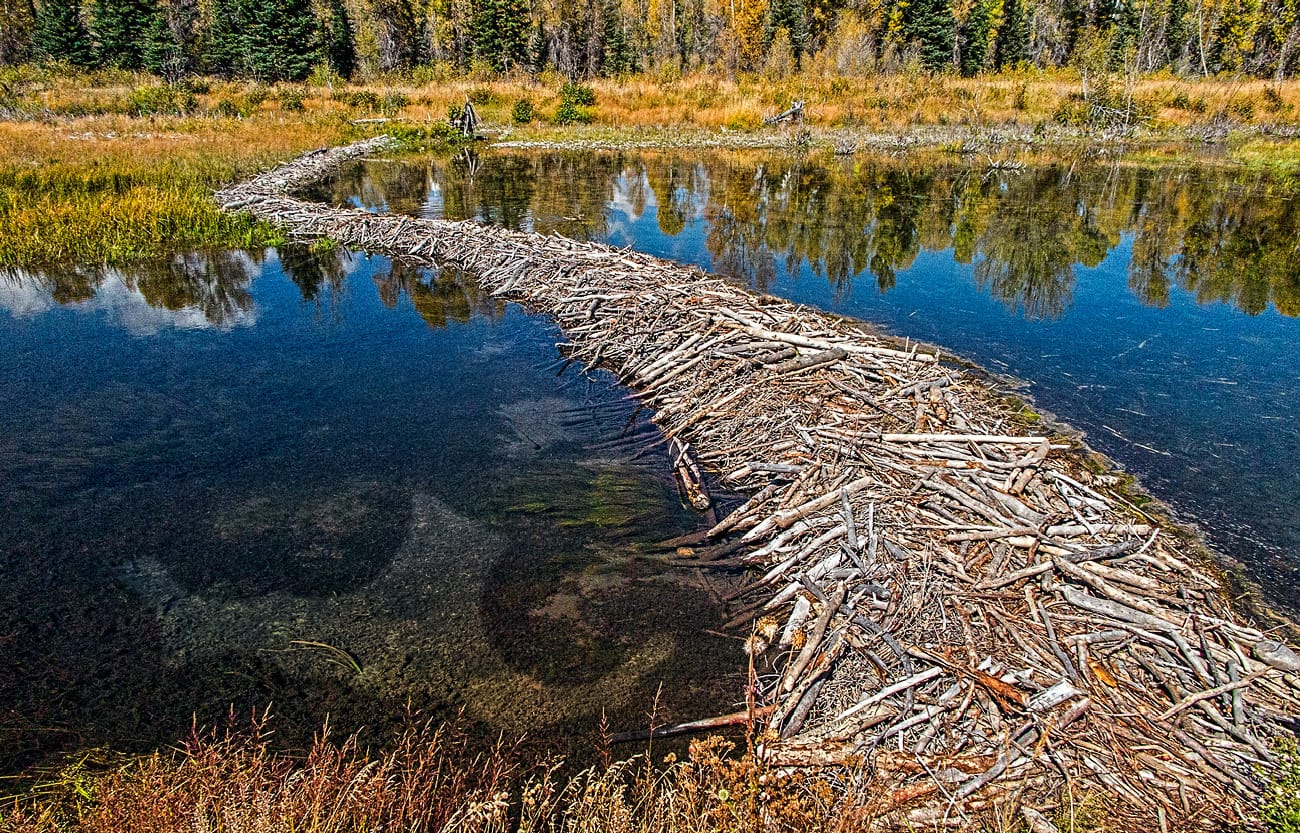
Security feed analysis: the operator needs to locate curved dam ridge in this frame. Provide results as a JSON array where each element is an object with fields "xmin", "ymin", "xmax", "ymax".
[{"xmin": 218, "ymin": 136, "xmax": 1300, "ymax": 828}]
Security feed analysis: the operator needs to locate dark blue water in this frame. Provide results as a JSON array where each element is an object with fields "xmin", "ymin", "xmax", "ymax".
[
  {"xmin": 319, "ymin": 150, "xmax": 1300, "ymax": 612},
  {"xmin": 0, "ymin": 249, "xmax": 734, "ymax": 772}
]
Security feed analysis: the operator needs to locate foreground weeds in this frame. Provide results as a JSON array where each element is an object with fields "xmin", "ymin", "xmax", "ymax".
[{"xmin": 0, "ymin": 715, "xmax": 861, "ymax": 833}]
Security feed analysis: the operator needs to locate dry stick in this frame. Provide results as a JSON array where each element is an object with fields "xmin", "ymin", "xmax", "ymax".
[
  {"xmin": 1157, "ymin": 671, "xmax": 1271, "ymax": 722},
  {"xmin": 782, "ymin": 583, "xmax": 846, "ymax": 693}
]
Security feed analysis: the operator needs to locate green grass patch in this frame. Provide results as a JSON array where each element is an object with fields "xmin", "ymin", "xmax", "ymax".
[
  {"xmin": 0, "ymin": 115, "xmax": 358, "ymax": 268},
  {"xmin": 0, "ymin": 187, "xmax": 284, "ymax": 267}
]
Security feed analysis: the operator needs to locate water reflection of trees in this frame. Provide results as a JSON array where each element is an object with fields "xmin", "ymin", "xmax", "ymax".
[
  {"xmin": 356, "ymin": 150, "xmax": 1300, "ymax": 320},
  {"xmin": 5, "ymin": 242, "xmax": 505, "ymax": 334},
  {"xmin": 373, "ymin": 259, "xmax": 501, "ymax": 330},
  {"xmin": 298, "ymin": 149, "xmax": 1300, "ymax": 320},
  {"xmin": 5, "ymin": 251, "xmax": 261, "ymax": 328},
  {"xmin": 691, "ymin": 155, "xmax": 1298, "ymax": 319}
]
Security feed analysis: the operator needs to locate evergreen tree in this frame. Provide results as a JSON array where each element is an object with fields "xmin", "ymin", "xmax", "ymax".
[
  {"xmin": 904, "ymin": 0, "xmax": 955, "ymax": 71},
  {"xmin": 235, "ymin": 0, "xmax": 318, "ymax": 80},
  {"xmin": 323, "ymin": 0, "xmax": 354, "ymax": 77},
  {"xmin": 1164, "ymin": 0, "xmax": 1190, "ymax": 67},
  {"xmin": 91, "ymin": 0, "xmax": 153, "ymax": 67},
  {"xmin": 1109, "ymin": 0, "xmax": 1141, "ymax": 67},
  {"xmin": 603, "ymin": 3, "xmax": 636, "ymax": 74},
  {"xmin": 34, "ymin": 0, "xmax": 94, "ymax": 65},
  {"xmin": 473, "ymin": 0, "xmax": 530, "ymax": 71},
  {"xmin": 202, "ymin": 0, "xmax": 242, "ymax": 74},
  {"xmin": 768, "ymin": 0, "xmax": 809, "ymax": 63},
  {"xmin": 958, "ymin": 0, "xmax": 991, "ymax": 75},
  {"xmin": 994, "ymin": 0, "xmax": 1029, "ymax": 67},
  {"xmin": 143, "ymin": 6, "xmax": 185, "ymax": 78}
]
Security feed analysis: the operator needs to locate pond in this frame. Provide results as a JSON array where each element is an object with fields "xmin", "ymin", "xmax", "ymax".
[
  {"xmin": 0, "ymin": 249, "xmax": 738, "ymax": 773},
  {"xmin": 312, "ymin": 147, "xmax": 1300, "ymax": 614}
]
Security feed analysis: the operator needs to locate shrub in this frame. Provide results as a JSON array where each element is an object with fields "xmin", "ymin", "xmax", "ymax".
[
  {"xmin": 126, "ymin": 85, "xmax": 196, "ymax": 117},
  {"xmin": 211, "ymin": 96, "xmax": 246, "ymax": 117},
  {"xmin": 468, "ymin": 86, "xmax": 493, "ymax": 105},
  {"xmin": 245, "ymin": 84, "xmax": 270, "ymax": 107},
  {"xmin": 307, "ymin": 64, "xmax": 344, "ymax": 88},
  {"xmin": 553, "ymin": 100, "xmax": 594, "ymax": 125},
  {"xmin": 1228, "ymin": 97, "xmax": 1256, "ymax": 121},
  {"xmin": 559, "ymin": 81, "xmax": 596, "ymax": 106},
  {"xmin": 722, "ymin": 110, "xmax": 761, "ymax": 131},
  {"xmin": 447, "ymin": 101, "xmax": 465, "ymax": 124},
  {"xmin": 278, "ymin": 87, "xmax": 307, "ymax": 112},
  {"xmin": 389, "ymin": 120, "xmax": 465, "ymax": 149},
  {"xmin": 511, "ymin": 97, "xmax": 534, "ymax": 124},
  {"xmin": 380, "ymin": 91, "xmax": 409, "ymax": 115},
  {"xmin": 409, "ymin": 62, "xmax": 456, "ymax": 85},
  {"xmin": 1264, "ymin": 85, "xmax": 1288, "ymax": 113},
  {"xmin": 331, "ymin": 89, "xmax": 381, "ymax": 110}
]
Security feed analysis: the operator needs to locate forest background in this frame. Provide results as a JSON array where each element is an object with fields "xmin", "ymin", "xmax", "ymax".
[{"xmin": 1, "ymin": 0, "xmax": 1296, "ymax": 88}]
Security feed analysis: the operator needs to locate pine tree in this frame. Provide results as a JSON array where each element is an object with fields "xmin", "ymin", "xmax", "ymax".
[
  {"xmin": 473, "ymin": 0, "xmax": 530, "ymax": 71},
  {"xmin": 994, "ymin": 0, "xmax": 1028, "ymax": 67},
  {"xmin": 958, "ymin": 0, "xmax": 991, "ymax": 75},
  {"xmin": 235, "ymin": 0, "xmax": 318, "ymax": 80},
  {"xmin": 768, "ymin": 0, "xmax": 809, "ymax": 63},
  {"xmin": 1164, "ymin": 0, "xmax": 1190, "ymax": 67},
  {"xmin": 34, "ymin": 0, "xmax": 94, "ymax": 65},
  {"xmin": 1109, "ymin": 0, "xmax": 1141, "ymax": 66},
  {"xmin": 202, "ymin": 0, "xmax": 243, "ymax": 75},
  {"xmin": 91, "ymin": 0, "xmax": 153, "ymax": 67},
  {"xmin": 323, "ymin": 0, "xmax": 355, "ymax": 77},
  {"xmin": 143, "ymin": 6, "xmax": 185, "ymax": 78},
  {"xmin": 603, "ymin": 1, "xmax": 636, "ymax": 74},
  {"xmin": 903, "ymin": 0, "xmax": 955, "ymax": 71}
]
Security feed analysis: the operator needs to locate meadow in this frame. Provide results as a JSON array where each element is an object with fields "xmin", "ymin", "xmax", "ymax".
[{"xmin": 4, "ymin": 65, "xmax": 1300, "ymax": 267}]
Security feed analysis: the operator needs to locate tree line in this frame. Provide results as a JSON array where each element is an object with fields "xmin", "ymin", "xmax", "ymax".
[{"xmin": 2, "ymin": 0, "xmax": 1299, "ymax": 81}]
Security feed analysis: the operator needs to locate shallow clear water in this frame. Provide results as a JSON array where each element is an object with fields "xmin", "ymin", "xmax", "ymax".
[
  {"xmin": 317, "ymin": 149, "xmax": 1300, "ymax": 612},
  {"xmin": 0, "ymin": 249, "xmax": 736, "ymax": 772}
]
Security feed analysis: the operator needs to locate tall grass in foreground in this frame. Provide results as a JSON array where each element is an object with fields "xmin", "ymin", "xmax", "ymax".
[{"xmin": 0, "ymin": 715, "xmax": 855, "ymax": 833}]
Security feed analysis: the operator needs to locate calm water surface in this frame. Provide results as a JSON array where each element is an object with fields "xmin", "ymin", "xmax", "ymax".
[
  {"xmin": 316, "ymin": 148, "xmax": 1300, "ymax": 611},
  {"xmin": 0, "ymin": 249, "xmax": 736, "ymax": 772}
]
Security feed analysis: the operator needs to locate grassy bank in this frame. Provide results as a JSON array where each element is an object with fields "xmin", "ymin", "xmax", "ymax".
[
  {"xmin": 0, "ymin": 115, "xmax": 364, "ymax": 267},
  {"xmin": 4, "ymin": 65, "xmax": 1300, "ymax": 268}
]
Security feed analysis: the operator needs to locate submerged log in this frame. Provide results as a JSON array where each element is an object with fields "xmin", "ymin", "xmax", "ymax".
[{"xmin": 216, "ymin": 138, "xmax": 1300, "ymax": 829}]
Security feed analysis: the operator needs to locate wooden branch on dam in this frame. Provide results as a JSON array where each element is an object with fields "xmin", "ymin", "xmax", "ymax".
[{"xmin": 218, "ymin": 137, "xmax": 1300, "ymax": 828}]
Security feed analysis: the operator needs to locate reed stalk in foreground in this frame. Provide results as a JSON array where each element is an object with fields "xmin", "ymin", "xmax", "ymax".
[{"xmin": 0, "ymin": 712, "xmax": 862, "ymax": 833}]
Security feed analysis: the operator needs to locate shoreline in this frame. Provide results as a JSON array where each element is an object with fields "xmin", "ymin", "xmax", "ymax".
[{"xmin": 215, "ymin": 137, "xmax": 1300, "ymax": 827}]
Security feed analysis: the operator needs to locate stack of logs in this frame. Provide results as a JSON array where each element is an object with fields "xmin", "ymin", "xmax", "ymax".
[{"xmin": 218, "ymin": 137, "xmax": 1300, "ymax": 830}]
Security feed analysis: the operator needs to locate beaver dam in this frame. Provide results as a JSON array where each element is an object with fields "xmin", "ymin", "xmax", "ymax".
[{"xmin": 218, "ymin": 137, "xmax": 1300, "ymax": 829}]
